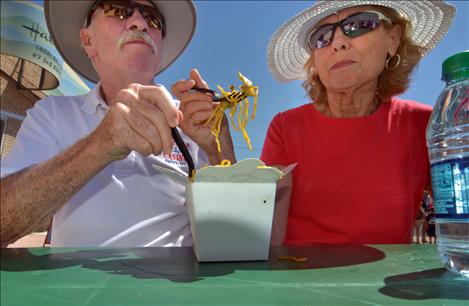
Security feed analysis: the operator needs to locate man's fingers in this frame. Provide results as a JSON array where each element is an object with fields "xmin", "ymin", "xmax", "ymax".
[
  {"xmin": 179, "ymin": 99, "xmax": 214, "ymax": 127},
  {"xmin": 179, "ymin": 91, "xmax": 213, "ymax": 109},
  {"xmin": 134, "ymin": 99, "xmax": 174, "ymax": 155},
  {"xmin": 135, "ymin": 84, "xmax": 180, "ymax": 127},
  {"xmin": 177, "ymin": 110, "xmax": 184, "ymax": 124},
  {"xmin": 172, "ymin": 79, "xmax": 195, "ymax": 98},
  {"xmin": 182, "ymin": 100, "xmax": 214, "ymax": 116},
  {"xmin": 116, "ymin": 87, "xmax": 139, "ymax": 106},
  {"xmin": 189, "ymin": 110, "xmax": 213, "ymax": 124},
  {"xmin": 190, "ymin": 68, "xmax": 208, "ymax": 88},
  {"xmin": 117, "ymin": 103, "xmax": 159, "ymax": 156}
]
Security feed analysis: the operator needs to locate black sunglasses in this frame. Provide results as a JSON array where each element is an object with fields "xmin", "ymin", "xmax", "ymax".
[
  {"xmin": 85, "ymin": 0, "xmax": 166, "ymax": 37},
  {"xmin": 308, "ymin": 11, "xmax": 391, "ymax": 50}
]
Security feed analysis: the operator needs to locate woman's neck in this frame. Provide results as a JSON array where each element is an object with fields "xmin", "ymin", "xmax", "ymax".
[{"xmin": 317, "ymin": 84, "xmax": 379, "ymax": 118}]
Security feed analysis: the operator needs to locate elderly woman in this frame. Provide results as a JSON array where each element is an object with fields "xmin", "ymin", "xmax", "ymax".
[{"xmin": 262, "ymin": 1, "xmax": 455, "ymax": 244}]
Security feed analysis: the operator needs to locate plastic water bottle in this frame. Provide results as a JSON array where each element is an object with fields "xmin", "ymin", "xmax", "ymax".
[{"xmin": 426, "ymin": 51, "xmax": 469, "ymax": 277}]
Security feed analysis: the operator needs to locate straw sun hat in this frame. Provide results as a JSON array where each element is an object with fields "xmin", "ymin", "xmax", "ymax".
[
  {"xmin": 267, "ymin": 0, "xmax": 456, "ymax": 82},
  {"xmin": 44, "ymin": 1, "xmax": 196, "ymax": 83}
]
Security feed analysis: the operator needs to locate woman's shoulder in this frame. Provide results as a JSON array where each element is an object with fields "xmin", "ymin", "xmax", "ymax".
[
  {"xmin": 389, "ymin": 97, "xmax": 433, "ymax": 122},
  {"xmin": 390, "ymin": 97, "xmax": 433, "ymax": 113},
  {"xmin": 273, "ymin": 103, "xmax": 314, "ymax": 122}
]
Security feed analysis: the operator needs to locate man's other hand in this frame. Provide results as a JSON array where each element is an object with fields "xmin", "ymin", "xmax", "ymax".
[{"xmin": 92, "ymin": 83, "xmax": 182, "ymax": 161}]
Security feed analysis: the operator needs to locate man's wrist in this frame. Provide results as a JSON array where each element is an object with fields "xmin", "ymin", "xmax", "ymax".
[
  {"xmin": 86, "ymin": 127, "xmax": 130, "ymax": 164},
  {"xmin": 203, "ymin": 136, "xmax": 236, "ymax": 165},
  {"xmin": 85, "ymin": 132, "xmax": 119, "ymax": 165}
]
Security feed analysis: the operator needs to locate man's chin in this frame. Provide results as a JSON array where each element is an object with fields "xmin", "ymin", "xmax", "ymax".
[
  {"xmin": 123, "ymin": 52, "xmax": 159, "ymax": 65},
  {"xmin": 121, "ymin": 65, "xmax": 159, "ymax": 80}
]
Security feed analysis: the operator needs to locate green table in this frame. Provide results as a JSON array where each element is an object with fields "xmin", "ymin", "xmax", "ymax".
[{"xmin": 1, "ymin": 245, "xmax": 468, "ymax": 305}]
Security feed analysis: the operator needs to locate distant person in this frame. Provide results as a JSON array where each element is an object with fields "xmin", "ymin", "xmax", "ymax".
[
  {"xmin": 425, "ymin": 206, "xmax": 437, "ymax": 244},
  {"xmin": 414, "ymin": 191, "xmax": 431, "ymax": 243},
  {"xmin": 0, "ymin": 0, "xmax": 235, "ymax": 247},
  {"xmin": 260, "ymin": 1, "xmax": 455, "ymax": 244}
]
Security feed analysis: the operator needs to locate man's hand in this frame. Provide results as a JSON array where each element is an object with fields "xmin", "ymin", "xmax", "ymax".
[
  {"xmin": 92, "ymin": 83, "xmax": 182, "ymax": 162},
  {"xmin": 172, "ymin": 69, "xmax": 235, "ymax": 165}
]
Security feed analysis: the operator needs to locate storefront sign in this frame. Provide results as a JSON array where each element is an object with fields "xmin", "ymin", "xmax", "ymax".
[{"xmin": 1, "ymin": 1, "xmax": 62, "ymax": 88}]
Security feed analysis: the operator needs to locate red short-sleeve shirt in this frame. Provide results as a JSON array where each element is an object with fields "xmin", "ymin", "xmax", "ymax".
[{"xmin": 261, "ymin": 98, "xmax": 432, "ymax": 244}]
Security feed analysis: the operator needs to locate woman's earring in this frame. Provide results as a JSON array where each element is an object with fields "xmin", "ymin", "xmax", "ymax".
[{"xmin": 385, "ymin": 53, "xmax": 401, "ymax": 70}]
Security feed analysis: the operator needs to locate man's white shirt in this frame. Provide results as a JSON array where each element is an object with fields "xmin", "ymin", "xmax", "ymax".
[{"xmin": 1, "ymin": 83, "xmax": 208, "ymax": 247}]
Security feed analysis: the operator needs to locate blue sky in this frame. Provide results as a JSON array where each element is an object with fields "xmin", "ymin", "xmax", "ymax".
[{"xmin": 36, "ymin": 1, "xmax": 469, "ymax": 160}]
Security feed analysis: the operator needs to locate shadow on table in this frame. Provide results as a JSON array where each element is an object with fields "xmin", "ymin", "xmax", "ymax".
[
  {"xmin": 1, "ymin": 245, "xmax": 384, "ymax": 282},
  {"xmin": 379, "ymin": 268, "xmax": 469, "ymax": 300}
]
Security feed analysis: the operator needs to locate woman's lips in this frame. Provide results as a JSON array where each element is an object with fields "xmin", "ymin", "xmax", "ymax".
[{"xmin": 330, "ymin": 60, "xmax": 357, "ymax": 70}]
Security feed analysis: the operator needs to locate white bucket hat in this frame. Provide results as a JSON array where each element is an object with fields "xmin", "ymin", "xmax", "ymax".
[
  {"xmin": 267, "ymin": 0, "xmax": 456, "ymax": 82},
  {"xmin": 44, "ymin": 0, "xmax": 196, "ymax": 83}
]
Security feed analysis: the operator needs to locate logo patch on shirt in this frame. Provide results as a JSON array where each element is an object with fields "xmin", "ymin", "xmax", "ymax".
[{"xmin": 164, "ymin": 142, "xmax": 191, "ymax": 166}]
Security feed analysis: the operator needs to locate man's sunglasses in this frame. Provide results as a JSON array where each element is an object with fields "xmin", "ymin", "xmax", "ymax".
[
  {"xmin": 85, "ymin": 0, "xmax": 166, "ymax": 37},
  {"xmin": 308, "ymin": 11, "xmax": 391, "ymax": 50}
]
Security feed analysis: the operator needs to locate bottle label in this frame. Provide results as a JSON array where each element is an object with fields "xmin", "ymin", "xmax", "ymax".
[{"xmin": 430, "ymin": 158, "xmax": 469, "ymax": 219}]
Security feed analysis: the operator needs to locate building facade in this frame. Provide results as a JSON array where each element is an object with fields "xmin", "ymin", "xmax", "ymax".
[
  {"xmin": 1, "ymin": 1, "xmax": 90, "ymax": 159},
  {"xmin": 1, "ymin": 54, "xmax": 47, "ymax": 158}
]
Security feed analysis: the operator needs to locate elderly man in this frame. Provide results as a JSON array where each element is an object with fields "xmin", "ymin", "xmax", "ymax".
[{"xmin": 0, "ymin": 0, "xmax": 235, "ymax": 247}]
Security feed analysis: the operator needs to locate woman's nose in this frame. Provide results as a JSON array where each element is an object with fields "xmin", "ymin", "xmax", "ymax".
[{"xmin": 331, "ymin": 27, "xmax": 351, "ymax": 52}]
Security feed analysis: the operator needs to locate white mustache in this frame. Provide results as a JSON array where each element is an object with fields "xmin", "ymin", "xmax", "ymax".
[{"xmin": 117, "ymin": 30, "xmax": 158, "ymax": 54}]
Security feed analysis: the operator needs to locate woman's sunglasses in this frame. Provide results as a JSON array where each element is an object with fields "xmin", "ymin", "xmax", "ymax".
[
  {"xmin": 308, "ymin": 11, "xmax": 391, "ymax": 50},
  {"xmin": 85, "ymin": 0, "xmax": 166, "ymax": 37}
]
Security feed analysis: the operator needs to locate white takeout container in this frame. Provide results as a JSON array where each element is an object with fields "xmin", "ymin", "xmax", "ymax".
[{"xmin": 153, "ymin": 158, "xmax": 285, "ymax": 262}]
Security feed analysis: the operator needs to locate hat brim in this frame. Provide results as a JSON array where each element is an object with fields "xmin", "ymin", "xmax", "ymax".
[
  {"xmin": 44, "ymin": 0, "xmax": 196, "ymax": 83},
  {"xmin": 267, "ymin": 0, "xmax": 455, "ymax": 82}
]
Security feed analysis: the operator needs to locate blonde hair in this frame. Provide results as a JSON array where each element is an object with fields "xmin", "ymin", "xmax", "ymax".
[{"xmin": 303, "ymin": 5, "xmax": 425, "ymax": 105}]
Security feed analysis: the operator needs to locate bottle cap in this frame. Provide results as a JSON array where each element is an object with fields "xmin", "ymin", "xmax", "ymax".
[{"xmin": 442, "ymin": 50, "xmax": 469, "ymax": 81}]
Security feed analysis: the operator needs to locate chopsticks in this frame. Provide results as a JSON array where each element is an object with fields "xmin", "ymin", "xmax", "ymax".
[
  {"xmin": 191, "ymin": 86, "xmax": 225, "ymax": 102},
  {"xmin": 171, "ymin": 127, "xmax": 195, "ymax": 179},
  {"xmin": 192, "ymin": 86, "xmax": 247, "ymax": 103},
  {"xmin": 169, "ymin": 86, "xmax": 221, "ymax": 179}
]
